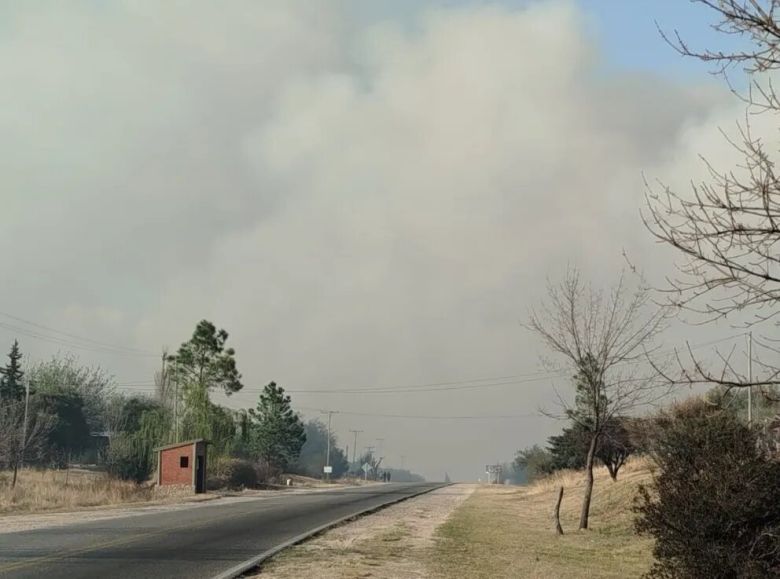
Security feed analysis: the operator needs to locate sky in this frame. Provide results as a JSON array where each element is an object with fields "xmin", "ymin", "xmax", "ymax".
[{"xmin": 0, "ymin": 1, "xmax": 766, "ymax": 481}]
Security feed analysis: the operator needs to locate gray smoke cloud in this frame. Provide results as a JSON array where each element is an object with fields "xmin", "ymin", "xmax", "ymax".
[{"xmin": 0, "ymin": 1, "xmax": 743, "ymax": 479}]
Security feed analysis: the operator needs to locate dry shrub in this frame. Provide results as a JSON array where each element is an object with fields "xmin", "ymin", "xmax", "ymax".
[{"xmin": 207, "ymin": 456, "xmax": 260, "ymax": 490}]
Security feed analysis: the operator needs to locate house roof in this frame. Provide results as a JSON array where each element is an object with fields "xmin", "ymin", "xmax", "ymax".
[{"xmin": 153, "ymin": 439, "xmax": 208, "ymax": 452}]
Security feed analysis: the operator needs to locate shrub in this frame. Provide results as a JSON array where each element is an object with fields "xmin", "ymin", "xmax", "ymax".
[
  {"xmin": 207, "ymin": 457, "xmax": 258, "ymax": 490},
  {"xmin": 634, "ymin": 399, "xmax": 780, "ymax": 578},
  {"xmin": 226, "ymin": 459, "xmax": 258, "ymax": 489},
  {"xmin": 106, "ymin": 436, "xmax": 152, "ymax": 484}
]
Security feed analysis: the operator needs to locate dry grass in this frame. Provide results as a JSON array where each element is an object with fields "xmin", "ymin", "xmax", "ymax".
[
  {"xmin": 0, "ymin": 468, "xmax": 153, "ymax": 514},
  {"xmin": 429, "ymin": 458, "xmax": 655, "ymax": 579}
]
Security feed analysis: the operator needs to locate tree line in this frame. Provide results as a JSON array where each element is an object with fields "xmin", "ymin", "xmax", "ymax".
[{"xmin": 0, "ymin": 319, "xmax": 413, "ymax": 490}]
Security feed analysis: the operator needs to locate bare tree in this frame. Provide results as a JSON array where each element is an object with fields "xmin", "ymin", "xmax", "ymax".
[
  {"xmin": 527, "ymin": 268, "xmax": 667, "ymax": 529},
  {"xmin": 0, "ymin": 400, "xmax": 53, "ymax": 488},
  {"xmin": 645, "ymin": 1, "xmax": 780, "ymax": 392}
]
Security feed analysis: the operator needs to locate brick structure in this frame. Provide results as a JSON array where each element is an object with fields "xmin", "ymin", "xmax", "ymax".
[{"xmin": 155, "ymin": 439, "xmax": 208, "ymax": 493}]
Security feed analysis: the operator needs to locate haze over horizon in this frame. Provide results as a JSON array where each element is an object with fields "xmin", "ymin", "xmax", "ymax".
[{"xmin": 0, "ymin": 0, "xmax": 766, "ymax": 481}]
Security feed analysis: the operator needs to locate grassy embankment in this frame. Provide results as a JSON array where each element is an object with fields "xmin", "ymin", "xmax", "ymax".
[
  {"xmin": 430, "ymin": 459, "xmax": 654, "ymax": 579},
  {"xmin": 0, "ymin": 468, "xmax": 152, "ymax": 514}
]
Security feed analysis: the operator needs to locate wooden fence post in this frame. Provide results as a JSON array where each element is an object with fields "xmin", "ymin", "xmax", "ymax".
[{"xmin": 554, "ymin": 486, "xmax": 564, "ymax": 535}]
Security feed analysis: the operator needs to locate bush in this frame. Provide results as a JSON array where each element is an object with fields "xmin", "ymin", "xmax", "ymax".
[
  {"xmin": 207, "ymin": 457, "xmax": 258, "ymax": 490},
  {"xmin": 634, "ymin": 399, "xmax": 780, "ymax": 578},
  {"xmin": 106, "ymin": 437, "xmax": 152, "ymax": 484},
  {"xmin": 226, "ymin": 460, "xmax": 258, "ymax": 489}
]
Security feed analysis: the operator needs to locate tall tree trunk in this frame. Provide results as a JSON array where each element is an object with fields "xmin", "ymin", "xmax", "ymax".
[
  {"xmin": 579, "ymin": 434, "xmax": 598, "ymax": 530},
  {"xmin": 11, "ymin": 460, "xmax": 18, "ymax": 488}
]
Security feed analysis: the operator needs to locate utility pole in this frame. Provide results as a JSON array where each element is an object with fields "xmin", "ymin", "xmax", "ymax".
[
  {"xmin": 748, "ymin": 331, "xmax": 753, "ymax": 425},
  {"xmin": 349, "ymin": 429, "xmax": 363, "ymax": 465},
  {"xmin": 321, "ymin": 410, "xmax": 338, "ymax": 480}
]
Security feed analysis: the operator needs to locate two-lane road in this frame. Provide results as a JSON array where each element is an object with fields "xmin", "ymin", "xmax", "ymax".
[{"xmin": 0, "ymin": 482, "xmax": 443, "ymax": 579}]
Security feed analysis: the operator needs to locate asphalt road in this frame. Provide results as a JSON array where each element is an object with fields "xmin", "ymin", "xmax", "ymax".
[{"xmin": 0, "ymin": 482, "xmax": 443, "ymax": 579}]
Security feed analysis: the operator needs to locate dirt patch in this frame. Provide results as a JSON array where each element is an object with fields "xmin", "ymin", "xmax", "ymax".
[{"xmin": 252, "ymin": 484, "xmax": 475, "ymax": 578}]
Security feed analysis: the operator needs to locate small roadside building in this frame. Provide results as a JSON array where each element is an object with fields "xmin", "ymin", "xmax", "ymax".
[{"xmin": 155, "ymin": 439, "xmax": 208, "ymax": 493}]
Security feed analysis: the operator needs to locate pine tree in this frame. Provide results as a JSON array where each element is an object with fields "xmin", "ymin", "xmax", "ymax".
[
  {"xmin": 249, "ymin": 382, "xmax": 305, "ymax": 473},
  {"xmin": 167, "ymin": 320, "xmax": 243, "ymax": 396},
  {"xmin": 167, "ymin": 320, "xmax": 243, "ymax": 441},
  {"xmin": 0, "ymin": 340, "xmax": 25, "ymax": 402}
]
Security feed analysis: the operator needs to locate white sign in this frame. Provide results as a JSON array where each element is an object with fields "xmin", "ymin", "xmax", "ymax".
[
  {"xmin": 362, "ymin": 463, "xmax": 371, "ymax": 473},
  {"xmin": 323, "ymin": 466, "xmax": 333, "ymax": 474}
]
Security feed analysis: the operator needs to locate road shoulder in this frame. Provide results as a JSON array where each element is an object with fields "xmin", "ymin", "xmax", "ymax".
[{"xmin": 251, "ymin": 484, "xmax": 475, "ymax": 578}]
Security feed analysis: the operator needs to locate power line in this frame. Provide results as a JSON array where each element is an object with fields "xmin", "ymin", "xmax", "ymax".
[
  {"xmin": 298, "ymin": 406, "xmax": 543, "ymax": 420},
  {"xmin": 109, "ymin": 375, "xmax": 560, "ymax": 395},
  {"xmin": 104, "ymin": 333, "xmax": 748, "ymax": 399},
  {"xmin": 286, "ymin": 375, "xmax": 562, "ymax": 394},
  {"xmin": 111, "ymin": 372, "xmax": 570, "ymax": 395},
  {"xmin": 273, "ymin": 334, "xmax": 747, "ymax": 396},
  {"xmin": 0, "ymin": 320, "xmax": 156, "ymax": 358},
  {"xmin": 0, "ymin": 312, "xmax": 156, "ymax": 355}
]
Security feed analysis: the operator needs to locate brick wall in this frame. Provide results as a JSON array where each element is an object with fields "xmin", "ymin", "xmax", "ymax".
[{"xmin": 160, "ymin": 446, "xmax": 193, "ymax": 486}]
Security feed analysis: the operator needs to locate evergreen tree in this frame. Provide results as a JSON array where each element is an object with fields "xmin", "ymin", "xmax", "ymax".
[
  {"xmin": 596, "ymin": 417, "xmax": 635, "ymax": 481},
  {"xmin": 249, "ymin": 382, "xmax": 305, "ymax": 473},
  {"xmin": 167, "ymin": 320, "xmax": 243, "ymax": 396},
  {"xmin": 547, "ymin": 423, "xmax": 590, "ymax": 471},
  {"xmin": 546, "ymin": 418, "xmax": 635, "ymax": 481},
  {"xmin": 0, "ymin": 340, "xmax": 25, "ymax": 402},
  {"xmin": 167, "ymin": 320, "xmax": 243, "ymax": 440},
  {"xmin": 34, "ymin": 391, "xmax": 91, "ymax": 467}
]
